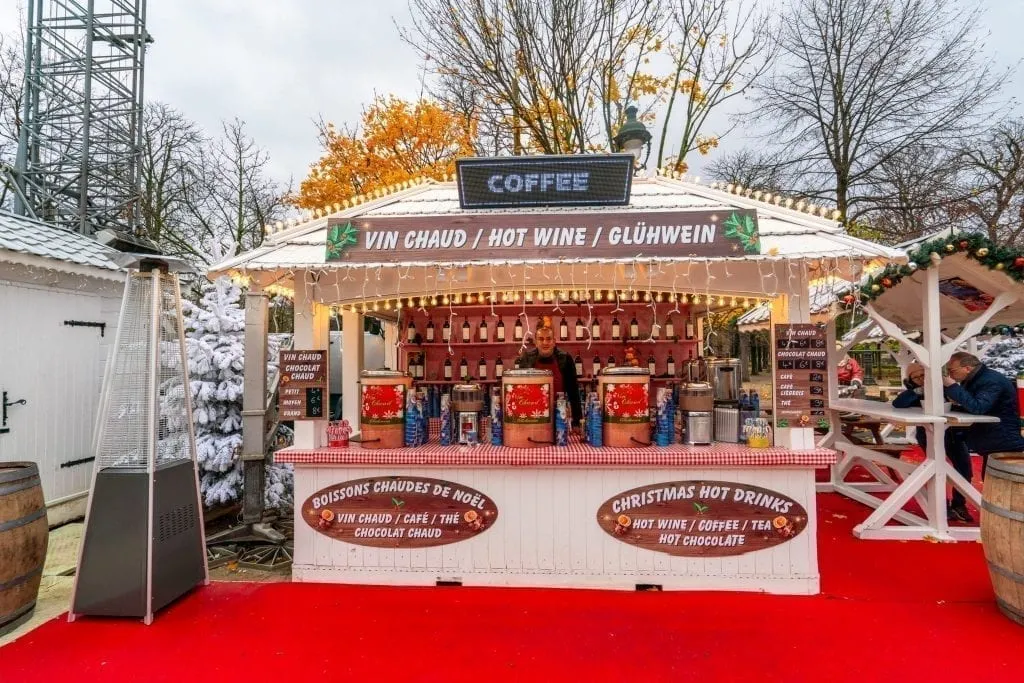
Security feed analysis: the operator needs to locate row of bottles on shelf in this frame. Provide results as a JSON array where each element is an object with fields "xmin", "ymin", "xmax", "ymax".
[
  {"xmin": 406, "ymin": 314, "xmax": 697, "ymax": 344},
  {"xmin": 406, "ymin": 350, "xmax": 697, "ymax": 381}
]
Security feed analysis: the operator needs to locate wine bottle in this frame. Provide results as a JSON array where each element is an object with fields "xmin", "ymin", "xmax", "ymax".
[
  {"xmin": 591, "ymin": 318, "xmax": 601, "ymax": 340},
  {"xmin": 514, "ymin": 317, "xmax": 524, "ymax": 341},
  {"xmin": 574, "ymin": 353, "xmax": 583, "ymax": 377},
  {"xmin": 629, "ymin": 315, "xmax": 640, "ymax": 339},
  {"xmin": 406, "ymin": 320, "xmax": 416, "ymax": 343},
  {"xmin": 685, "ymin": 316, "xmax": 695, "ymax": 340},
  {"xmin": 648, "ymin": 353, "xmax": 657, "ymax": 376},
  {"xmin": 665, "ymin": 315, "xmax": 675, "ymax": 339},
  {"xmin": 478, "ymin": 356, "xmax": 487, "ymax": 379},
  {"xmin": 459, "ymin": 356, "xmax": 469, "ymax": 380},
  {"xmin": 559, "ymin": 317, "xmax": 569, "ymax": 342},
  {"xmin": 651, "ymin": 318, "xmax": 660, "ymax": 339},
  {"xmin": 611, "ymin": 316, "xmax": 621, "ymax": 341},
  {"xmin": 444, "ymin": 357, "xmax": 453, "ymax": 380},
  {"xmin": 462, "ymin": 318, "xmax": 471, "ymax": 343},
  {"xmin": 495, "ymin": 357, "xmax": 504, "ymax": 378},
  {"xmin": 593, "ymin": 354, "xmax": 602, "ymax": 375},
  {"xmin": 479, "ymin": 318, "xmax": 489, "ymax": 343},
  {"xmin": 442, "ymin": 318, "xmax": 451, "ymax": 342},
  {"xmin": 496, "ymin": 317, "xmax": 506, "ymax": 342},
  {"xmin": 575, "ymin": 317, "xmax": 585, "ymax": 340},
  {"xmin": 666, "ymin": 352, "xmax": 676, "ymax": 377},
  {"xmin": 425, "ymin": 319, "xmax": 435, "ymax": 343},
  {"xmin": 607, "ymin": 354, "xmax": 616, "ymax": 369}
]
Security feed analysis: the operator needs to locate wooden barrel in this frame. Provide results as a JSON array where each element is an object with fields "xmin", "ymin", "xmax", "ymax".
[
  {"xmin": 502, "ymin": 369, "xmax": 553, "ymax": 448},
  {"xmin": 0, "ymin": 462, "xmax": 49, "ymax": 636},
  {"xmin": 981, "ymin": 453, "xmax": 1024, "ymax": 626},
  {"xmin": 359, "ymin": 370, "xmax": 412, "ymax": 449},
  {"xmin": 599, "ymin": 367, "xmax": 651, "ymax": 448}
]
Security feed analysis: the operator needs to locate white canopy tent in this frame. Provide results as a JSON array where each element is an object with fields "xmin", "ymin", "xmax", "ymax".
[{"xmin": 823, "ymin": 232, "xmax": 1024, "ymax": 541}]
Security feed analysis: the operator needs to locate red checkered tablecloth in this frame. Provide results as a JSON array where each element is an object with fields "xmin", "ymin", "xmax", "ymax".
[{"xmin": 275, "ymin": 439, "xmax": 837, "ymax": 467}]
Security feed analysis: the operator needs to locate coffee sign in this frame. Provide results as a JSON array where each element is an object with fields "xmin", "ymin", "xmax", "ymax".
[
  {"xmin": 456, "ymin": 154, "xmax": 634, "ymax": 209},
  {"xmin": 302, "ymin": 476, "xmax": 498, "ymax": 548},
  {"xmin": 325, "ymin": 209, "xmax": 761, "ymax": 263},
  {"xmin": 596, "ymin": 480, "xmax": 808, "ymax": 557},
  {"xmin": 773, "ymin": 324, "xmax": 829, "ymax": 429},
  {"xmin": 279, "ymin": 350, "xmax": 328, "ymax": 420}
]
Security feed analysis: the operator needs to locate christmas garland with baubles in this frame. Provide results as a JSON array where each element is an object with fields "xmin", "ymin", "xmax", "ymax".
[{"xmin": 840, "ymin": 232, "xmax": 1024, "ymax": 310}]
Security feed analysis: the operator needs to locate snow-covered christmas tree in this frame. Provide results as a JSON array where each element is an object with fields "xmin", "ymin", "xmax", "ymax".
[
  {"xmin": 182, "ymin": 276, "xmax": 293, "ymax": 509},
  {"xmin": 981, "ymin": 334, "xmax": 1024, "ymax": 379}
]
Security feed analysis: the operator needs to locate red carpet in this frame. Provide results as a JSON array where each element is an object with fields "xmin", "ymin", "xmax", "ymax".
[{"xmin": 2, "ymin": 494, "xmax": 1023, "ymax": 683}]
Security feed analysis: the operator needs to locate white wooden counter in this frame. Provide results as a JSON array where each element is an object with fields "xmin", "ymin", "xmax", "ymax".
[{"xmin": 276, "ymin": 441, "xmax": 837, "ymax": 595}]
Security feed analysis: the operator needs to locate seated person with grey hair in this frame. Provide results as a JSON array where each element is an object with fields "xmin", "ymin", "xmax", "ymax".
[
  {"xmin": 894, "ymin": 362, "xmax": 974, "ymax": 521},
  {"xmin": 942, "ymin": 351, "xmax": 1024, "ymax": 496}
]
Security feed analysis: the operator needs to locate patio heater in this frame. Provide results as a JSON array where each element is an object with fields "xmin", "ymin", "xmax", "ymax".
[{"xmin": 69, "ymin": 254, "xmax": 208, "ymax": 625}]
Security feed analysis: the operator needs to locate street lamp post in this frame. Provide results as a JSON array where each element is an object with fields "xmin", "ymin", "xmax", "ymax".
[{"xmin": 613, "ymin": 105, "xmax": 652, "ymax": 171}]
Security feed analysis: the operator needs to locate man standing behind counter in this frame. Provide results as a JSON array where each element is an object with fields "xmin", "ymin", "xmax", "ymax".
[{"xmin": 517, "ymin": 321, "xmax": 583, "ymax": 431}]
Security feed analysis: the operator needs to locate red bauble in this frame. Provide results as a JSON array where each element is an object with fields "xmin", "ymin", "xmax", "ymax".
[
  {"xmin": 1014, "ymin": 257, "xmax": 1024, "ymax": 269},
  {"xmin": 841, "ymin": 294, "xmax": 855, "ymax": 305},
  {"xmin": 958, "ymin": 240, "xmax": 969, "ymax": 250},
  {"xmin": 881, "ymin": 277, "xmax": 893, "ymax": 288}
]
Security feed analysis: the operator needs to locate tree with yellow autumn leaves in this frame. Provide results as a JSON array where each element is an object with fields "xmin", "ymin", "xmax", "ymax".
[{"xmin": 294, "ymin": 95, "xmax": 475, "ymax": 210}]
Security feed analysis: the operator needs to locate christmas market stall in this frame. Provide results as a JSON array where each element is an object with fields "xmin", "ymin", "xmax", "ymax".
[
  {"xmin": 209, "ymin": 155, "xmax": 902, "ymax": 594},
  {"xmin": 823, "ymin": 231, "xmax": 1024, "ymax": 542}
]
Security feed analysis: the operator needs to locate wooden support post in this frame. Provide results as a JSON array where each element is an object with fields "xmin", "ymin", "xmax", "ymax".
[
  {"xmin": 341, "ymin": 309, "xmax": 364, "ymax": 437},
  {"xmin": 294, "ymin": 271, "xmax": 330, "ymax": 449}
]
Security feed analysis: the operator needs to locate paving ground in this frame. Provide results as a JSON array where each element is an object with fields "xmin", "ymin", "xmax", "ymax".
[{"xmin": 0, "ymin": 520, "xmax": 289, "ymax": 647}]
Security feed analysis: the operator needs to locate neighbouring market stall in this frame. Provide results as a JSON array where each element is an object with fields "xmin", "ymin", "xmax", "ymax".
[
  {"xmin": 209, "ymin": 155, "xmax": 902, "ymax": 594},
  {"xmin": 821, "ymin": 231, "xmax": 1024, "ymax": 542}
]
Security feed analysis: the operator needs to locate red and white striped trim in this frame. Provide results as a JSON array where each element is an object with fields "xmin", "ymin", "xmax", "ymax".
[{"xmin": 275, "ymin": 441, "xmax": 837, "ymax": 467}]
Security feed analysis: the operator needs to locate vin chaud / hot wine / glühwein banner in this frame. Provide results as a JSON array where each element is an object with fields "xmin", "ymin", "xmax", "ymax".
[{"xmin": 325, "ymin": 210, "xmax": 762, "ymax": 263}]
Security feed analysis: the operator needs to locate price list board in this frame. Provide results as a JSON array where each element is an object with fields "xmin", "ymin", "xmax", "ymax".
[
  {"xmin": 773, "ymin": 324, "xmax": 828, "ymax": 429},
  {"xmin": 279, "ymin": 350, "xmax": 329, "ymax": 420}
]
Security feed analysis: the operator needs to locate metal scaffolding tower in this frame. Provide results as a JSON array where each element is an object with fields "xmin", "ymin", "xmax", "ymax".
[{"xmin": 9, "ymin": 0, "xmax": 151, "ymax": 235}]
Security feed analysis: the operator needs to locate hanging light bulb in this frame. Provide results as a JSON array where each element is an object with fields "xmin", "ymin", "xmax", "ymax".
[
  {"xmin": 384, "ymin": 300, "xmax": 392, "ymax": 311},
  {"xmin": 442, "ymin": 295, "xmax": 450, "ymax": 305},
  {"xmin": 643, "ymin": 291, "xmax": 651, "ymax": 302},
  {"xmin": 372, "ymin": 301, "xmax": 379, "ymax": 312},
  {"xmin": 631, "ymin": 290, "xmax": 639, "ymax": 302}
]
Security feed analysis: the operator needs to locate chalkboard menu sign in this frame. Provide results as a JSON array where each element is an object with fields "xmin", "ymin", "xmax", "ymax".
[
  {"xmin": 773, "ymin": 324, "xmax": 828, "ymax": 429},
  {"xmin": 279, "ymin": 350, "xmax": 329, "ymax": 420}
]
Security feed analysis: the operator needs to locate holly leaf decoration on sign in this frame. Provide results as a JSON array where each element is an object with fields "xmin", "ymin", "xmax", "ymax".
[
  {"xmin": 326, "ymin": 221, "xmax": 359, "ymax": 260},
  {"xmin": 693, "ymin": 501, "xmax": 710, "ymax": 514},
  {"xmin": 722, "ymin": 212, "xmax": 761, "ymax": 254}
]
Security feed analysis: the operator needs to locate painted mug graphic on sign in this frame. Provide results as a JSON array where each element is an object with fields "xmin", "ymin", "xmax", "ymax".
[
  {"xmin": 360, "ymin": 384, "xmax": 406, "ymax": 425},
  {"xmin": 302, "ymin": 476, "xmax": 499, "ymax": 548},
  {"xmin": 596, "ymin": 480, "xmax": 808, "ymax": 557},
  {"xmin": 604, "ymin": 382, "xmax": 649, "ymax": 423},
  {"xmin": 504, "ymin": 383, "xmax": 551, "ymax": 424}
]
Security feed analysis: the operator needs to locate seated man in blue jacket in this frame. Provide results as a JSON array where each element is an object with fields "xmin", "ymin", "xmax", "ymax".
[
  {"xmin": 893, "ymin": 362, "xmax": 974, "ymax": 521},
  {"xmin": 943, "ymin": 351, "xmax": 1024, "ymax": 513}
]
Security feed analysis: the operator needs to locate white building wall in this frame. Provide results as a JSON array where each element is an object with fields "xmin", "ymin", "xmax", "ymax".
[{"xmin": 0, "ymin": 268, "xmax": 123, "ymax": 525}]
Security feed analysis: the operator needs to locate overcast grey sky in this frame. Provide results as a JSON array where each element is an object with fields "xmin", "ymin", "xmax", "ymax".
[{"xmin": 2, "ymin": 0, "xmax": 1022, "ymax": 186}]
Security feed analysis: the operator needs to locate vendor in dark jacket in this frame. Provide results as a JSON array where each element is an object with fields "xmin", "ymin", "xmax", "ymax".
[
  {"xmin": 943, "ymin": 352, "xmax": 1024, "ymax": 463},
  {"xmin": 892, "ymin": 362, "xmax": 975, "ymax": 521},
  {"xmin": 517, "ymin": 322, "xmax": 582, "ymax": 429}
]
